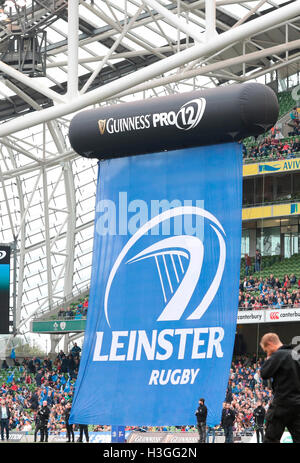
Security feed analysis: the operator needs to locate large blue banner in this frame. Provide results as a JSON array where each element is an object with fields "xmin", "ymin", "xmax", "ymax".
[{"xmin": 70, "ymin": 143, "xmax": 242, "ymax": 427}]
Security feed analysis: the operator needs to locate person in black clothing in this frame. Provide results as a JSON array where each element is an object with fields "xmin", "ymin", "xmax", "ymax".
[
  {"xmin": 64, "ymin": 403, "xmax": 74, "ymax": 443},
  {"xmin": 1, "ymin": 360, "xmax": 9, "ymax": 370},
  {"xmin": 0, "ymin": 399, "xmax": 10, "ymax": 441},
  {"xmin": 34, "ymin": 408, "xmax": 42, "ymax": 443},
  {"xmin": 225, "ymin": 381, "xmax": 233, "ymax": 403},
  {"xmin": 27, "ymin": 358, "xmax": 36, "ymax": 374},
  {"xmin": 30, "ymin": 391, "xmax": 39, "ymax": 411},
  {"xmin": 292, "ymin": 138, "xmax": 300, "ymax": 153},
  {"xmin": 195, "ymin": 398, "xmax": 208, "ymax": 443},
  {"xmin": 253, "ymin": 401, "xmax": 266, "ymax": 443},
  {"xmin": 255, "ymin": 250, "xmax": 261, "ymax": 273},
  {"xmin": 35, "ymin": 369, "xmax": 43, "ymax": 387},
  {"xmin": 78, "ymin": 424, "xmax": 89, "ymax": 442},
  {"xmin": 260, "ymin": 333, "xmax": 300, "ymax": 443},
  {"xmin": 35, "ymin": 401, "xmax": 50, "ymax": 442},
  {"xmin": 221, "ymin": 402, "xmax": 236, "ymax": 443}
]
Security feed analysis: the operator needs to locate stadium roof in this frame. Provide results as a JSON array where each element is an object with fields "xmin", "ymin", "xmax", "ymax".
[{"xmin": 0, "ymin": 0, "xmax": 299, "ymax": 342}]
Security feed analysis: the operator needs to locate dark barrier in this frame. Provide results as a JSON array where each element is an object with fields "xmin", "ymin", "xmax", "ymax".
[
  {"xmin": 69, "ymin": 83, "xmax": 278, "ymax": 160},
  {"xmin": 0, "ymin": 245, "xmax": 10, "ymax": 334}
]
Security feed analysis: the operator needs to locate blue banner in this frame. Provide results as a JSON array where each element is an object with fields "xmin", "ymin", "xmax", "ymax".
[
  {"xmin": 111, "ymin": 425, "xmax": 126, "ymax": 443},
  {"xmin": 70, "ymin": 143, "xmax": 242, "ymax": 427}
]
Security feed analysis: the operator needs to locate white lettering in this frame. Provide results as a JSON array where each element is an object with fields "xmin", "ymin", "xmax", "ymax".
[
  {"xmin": 136, "ymin": 330, "xmax": 157, "ymax": 360},
  {"xmin": 190, "ymin": 368, "xmax": 200, "ymax": 384},
  {"xmin": 156, "ymin": 329, "xmax": 174, "ymax": 360},
  {"xmin": 180, "ymin": 369, "xmax": 190, "ymax": 384},
  {"xmin": 148, "ymin": 369, "xmax": 160, "ymax": 385},
  {"xmin": 109, "ymin": 331, "xmax": 128, "ymax": 361},
  {"xmin": 148, "ymin": 368, "xmax": 200, "ymax": 386},
  {"xmin": 93, "ymin": 332, "xmax": 108, "ymax": 361},
  {"xmin": 126, "ymin": 330, "xmax": 137, "ymax": 361},
  {"xmin": 92, "ymin": 327, "xmax": 224, "ymax": 362},
  {"xmin": 175, "ymin": 328, "xmax": 193, "ymax": 359},
  {"xmin": 207, "ymin": 327, "xmax": 224, "ymax": 358},
  {"xmin": 192, "ymin": 328, "xmax": 209, "ymax": 359},
  {"xmin": 170, "ymin": 369, "xmax": 182, "ymax": 385}
]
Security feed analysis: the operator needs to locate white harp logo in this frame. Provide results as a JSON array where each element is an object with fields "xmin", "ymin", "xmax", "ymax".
[
  {"xmin": 0, "ymin": 251, "xmax": 6, "ymax": 260},
  {"xmin": 104, "ymin": 206, "xmax": 226, "ymax": 327}
]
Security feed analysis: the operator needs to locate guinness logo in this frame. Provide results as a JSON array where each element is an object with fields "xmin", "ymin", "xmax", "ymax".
[{"xmin": 98, "ymin": 119, "xmax": 106, "ymax": 135}]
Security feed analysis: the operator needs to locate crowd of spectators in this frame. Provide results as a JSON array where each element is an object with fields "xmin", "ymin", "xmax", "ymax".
[
  {"xmin": 57, "ymin": 297, "xmax": 89, "ymax": 320},
  {"xmin": 223, "ymin": 356, "xmax": 272, "ymax": 434},
  {"xmin": 242, "ymin": 135, "xmax": 300, "ymax": 162},
  {"xmin": 0, "ymin": 346, "xmax": 81, "ymax": 437},
  {"xmin": 287, "ymin": 108, "xmax": 300, "ymax": 137},
  {"xmin": 241, "ymin": 108, "xmax": 300, "ymax": 162},
  {"xmin": 239, "ymin": 273, "xmax": 300, "ymax": 310},
  {"xmin": 0, "ymin": 348, "xmax": 272, "ymax": 438}
]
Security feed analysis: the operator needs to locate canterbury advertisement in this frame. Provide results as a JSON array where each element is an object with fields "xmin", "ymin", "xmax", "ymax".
[{"xmin": 70, "ymin": 143, "xmax": 243, "ymax": 427}]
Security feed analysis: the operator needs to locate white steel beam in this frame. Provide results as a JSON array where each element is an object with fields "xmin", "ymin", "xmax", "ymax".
[
  {"xmin": 0, "ymin": 0, "xmax": 299, "ymax": 137},
  {"xmin": 97, "ymin": 39, "xmax": 300, "ymax": 96},
  {"xmin": 0, "ymin": 61, "xmax": 65, "ymax": 104},
  {"xmin": 67, "ymin": 0, "xmax": 79, "ymax": 100},
  {"xmin": 80, "ymin": 4, "xmax": 144, "ymax": 94},
  {"xmin": 142, "ymin": 0, "xmax": 203, "ymax": 43},
  {"xmin": 45, "ymin": 44, "xmax": 191, "ymax": 68},
  {"xmin": 205, "ymin": 0, "xmax": 218, "ymax": 40},
  {"xmin": 233, "ymin": 0, "xmax": 269, "ymax": 28}
]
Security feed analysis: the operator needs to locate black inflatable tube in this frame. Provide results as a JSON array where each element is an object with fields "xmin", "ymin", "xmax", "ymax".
[{"xmin": 69, "ymin": 83, "xmax": 279, "ymax": 160}]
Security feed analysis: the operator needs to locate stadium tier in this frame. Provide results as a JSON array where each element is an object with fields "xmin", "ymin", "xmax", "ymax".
[{"xmin": 2, "ymin": 0, "xmax": 300, "ymax": 443}]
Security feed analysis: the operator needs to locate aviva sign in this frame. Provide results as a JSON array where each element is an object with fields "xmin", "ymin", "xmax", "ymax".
[{"xmin": 243, "ymin": 157, "xmax": 300, "ymax": 177}]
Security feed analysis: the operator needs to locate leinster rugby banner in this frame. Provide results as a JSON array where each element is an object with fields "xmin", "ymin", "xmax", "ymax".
[{"xmin": 70, "ymin": 143, "xmax": 242, "ymax": 427}]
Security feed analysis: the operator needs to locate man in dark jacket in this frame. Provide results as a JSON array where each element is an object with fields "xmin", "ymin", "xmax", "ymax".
[
  {"xmin": 78, "ymin": 424, "xmax": 89, "ymax": 442},
  {"xmin": 195, "ymin": 398, "xmax": 208, "ymax": 443},
  {"xmin": 64, "ymin": 402, "xmax": 74, "ymax": 443},
  {"xmin": 260, "ymin": 332, "xmax": 300, "ymax": 443},
  {"xmin": 221, "ymin": 402, "xmax": 236, "ymax": 443},
  {"xmin": 253, "ymin": 401, "xmax": 266, "ymax": 443},
  {"xmin": 35, "ymin": 400, "xmax": 50, "ymax": 442},
  {"xmin": 0, "ymin": 399, "xmax": 10, "ymax": 441},
  {"xmin": 30, "ymin": 391, "xmax": 39, "ymax": 411},
  {"xmin": 35, "ymin": 369, "xmax": 43, "ymax": 387}
]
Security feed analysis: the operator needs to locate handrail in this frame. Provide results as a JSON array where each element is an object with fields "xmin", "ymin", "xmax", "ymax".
[{"xmin": 238, "ymin": 304, "xmax": 300, "ymax": 311}]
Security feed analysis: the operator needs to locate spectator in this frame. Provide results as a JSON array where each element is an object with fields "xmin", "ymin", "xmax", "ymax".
[
  {"xmin": 71, "ymin": 343, "xmax": 81, "ymax": 358},
  {"xmin": 1, "ymin": 360, "xmax": 9, "ymax": 370},
  {"xmin": 64, "ymin": 402, "xmax": 74, "ymax": 442},
  {"xmin": 255, "ymin": 250, "xmax": 262, "ymax": 273},
  {"xmin": 0, "ymin": 399, "xmax": 10, "ymax": 441},
  {"xmin": 245, "ymin": 254, "xmax": 252, "ymax": 276},
  {"xmin": 292, "ymin": 138, "xmax": 300, "ymax": 153},
  {"xmin": 221, "ymin": 402, "xmax": 236, "ymax": 443},
  {"xmin": 35, "ymin": 369, "xmax": 43, "ymax": 387}
]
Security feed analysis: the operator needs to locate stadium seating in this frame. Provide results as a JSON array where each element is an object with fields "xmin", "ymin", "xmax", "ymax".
[
  {"xmin": 277, "ymin": 90, "xmax": 297, "ymax": 118},
  {"xmin": 241, "ymin": 253, "xmax": 300, "ymax": 281}
]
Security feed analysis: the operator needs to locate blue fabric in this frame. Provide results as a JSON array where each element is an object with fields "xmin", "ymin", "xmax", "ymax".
[{"xmin": 70, "ymin": 143, "xmax": 242, "ymax": 426}]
